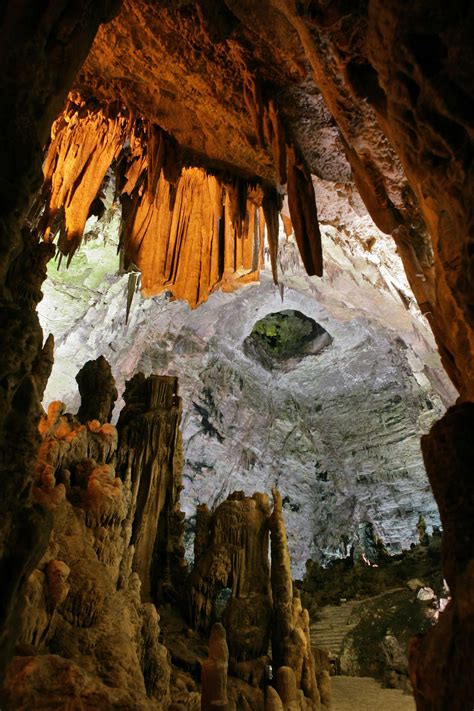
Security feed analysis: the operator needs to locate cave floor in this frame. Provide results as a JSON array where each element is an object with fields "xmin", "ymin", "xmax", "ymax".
[{"xmin": 331, "ymin": 676, "xmax": 416, "ymax": 710}]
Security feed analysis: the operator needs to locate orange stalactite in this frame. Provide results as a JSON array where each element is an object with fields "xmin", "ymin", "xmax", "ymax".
[
  {"xmin": 41, "ymin": 95, "xmax": 128, "ymax": 261},
  {"xmin": 39, "ymin": 93, "xmax": 324, "ymax": 309}
]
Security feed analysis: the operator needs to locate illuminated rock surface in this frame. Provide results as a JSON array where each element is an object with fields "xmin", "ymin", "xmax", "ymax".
[
  {"xmin": 0, "ymin": 2, "xmax": 473, "ymax": 707},
  {"xmin": 38, "ymin": 183, "xmax": 454, "ymax": 577}
]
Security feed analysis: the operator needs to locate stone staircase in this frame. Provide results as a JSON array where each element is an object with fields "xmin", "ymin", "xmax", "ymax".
[
  {"xmin": 310, "ymin": 599, "xmax": 360, "ymax": 659},
  {"xmin": 310, "ymin": 588, "xmax": 406, "ymax": 663}
]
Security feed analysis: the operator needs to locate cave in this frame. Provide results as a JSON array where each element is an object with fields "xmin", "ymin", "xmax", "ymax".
[{"xmin": 0, "ymin": 2, "xmax": 473, "ymax": 710}]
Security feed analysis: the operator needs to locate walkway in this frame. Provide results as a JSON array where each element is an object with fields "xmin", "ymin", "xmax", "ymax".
[{"xmin": 331, "ymin": 676, "xmax": 416, "ymax": 711}]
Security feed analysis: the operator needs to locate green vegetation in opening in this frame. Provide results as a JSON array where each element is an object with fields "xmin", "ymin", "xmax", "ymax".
[{"xmin": 244, "ymin": 309, "xmax": 331, "ymax": 369}]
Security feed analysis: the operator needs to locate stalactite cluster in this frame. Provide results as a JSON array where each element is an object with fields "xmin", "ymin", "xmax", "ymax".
[
  {"xmin": 119, "ymin": 161, "xmax": 265, "ymax": 307},
  {"xmin": 39, "ymin": 95, "xmax": 271, "ymax": 307},
  {"xmin": 242, "ymin": 74, "xmax": 323, "ymax": 279},
  {"xmin": 41, "ymin": 94, "xmax": 128, "ymax": 262},
  {"xmin": 39, "ymin": 82, "xmax": 325, "ymax": 308}
]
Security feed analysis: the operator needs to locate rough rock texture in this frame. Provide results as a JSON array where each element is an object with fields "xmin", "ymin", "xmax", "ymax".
[
  {"xmin": 191, "ymin": 489, "xmax": 323, "ymax": 710},
  {"xmin": 409, "ymin": 403, "xmax": 474, "ymax": 710},
  {"xmin": 188, "ymin": 492, "xmax": 272, "ymax": 672},
  {"xmin": 0, "ymin": 1, "xmax": 473, "ymax": 706},
  {"xmin": 116, "ymin": 373, "xmax": 186, "ymax": 602},
  {"xmin": 75, "ymin": 0, "xmax": 474, "ymax": 402},
  {"xmin": 0, "ymin": 0, "xmax": 123, "ymax": 685},
  {"xmin": 2, "ymin": 370, "xmax": 190, "ymax": 709},
  {"xmin": 38, "ymin": 181, "xmax": 455, "ymax": 578},
  {"xmin": 270, "ymin": 489, "xmax": 321, "ymax": 708},
  {"xmin": 4, "ymin": 361, "xmax": 324, "ymax": 709},
  {"xmin": 339, "ymin": 588, "xmax": 440, "ymax": 691},
  {"xmin": 201, "ymin": 623, "xmax": 230, "ymax": 711}
]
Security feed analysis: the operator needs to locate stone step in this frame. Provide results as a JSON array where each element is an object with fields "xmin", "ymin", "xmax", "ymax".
[
  {"xmin": 309, "ymin": 589, "xmax": 406, "ymax": 657},
  {"xmin": 310, "ymin": 602, "xmax": 361, "ymax": 655}
]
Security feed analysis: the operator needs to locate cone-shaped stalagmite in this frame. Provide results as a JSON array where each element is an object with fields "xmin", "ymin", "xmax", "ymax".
[
  {"xmin": 270, "ymin": 488, "xmax": 321, "ymax": 710},
  {"xmin": 201, "ymin": 623, "xmax": 230, "ymax": 711},
  {"xmin": 76, "ymin": 355, "xmax": 118, "ymax": 424}
]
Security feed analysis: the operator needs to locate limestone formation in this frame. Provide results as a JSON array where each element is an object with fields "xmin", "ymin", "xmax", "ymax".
[
  {"xmin": 116, "ymin": 373, "xmax": 186, "ymax": 601},
  {"xmin": 189, "ymin": 489, "xmax": 322, "ymax": 709},
  {"xmin": 0, "ymin": 1, "xmax": 473, "ymax": 707},
  {"xmin": 201, "ymin": 623, "xmax": 230, "ymax": 711},
  {"xmin": 2, "ymin": 366, "xmax": 195, "ymax": 708},
  {"xmin": 409, "ymin": 403, "xmax": 474, "ymax": 711},
  {"xmin": 39, "ymin": 97, "xmax": 270, "ymax": 308},
  {"xmin": 2, "ymin": 349, "xmax": 324, "ymax": 708},
  {"xmin": 270, "ymin": 489, "xmax": 321, "ymax": 709},
  {"xmin": 40, "ymin": 94, "xmax": 128, "ymax": 261},
  {"xmin": 0, "ymin": 1, "xmax": 123, "ymax": 682},
  {"xmin": 188, "ymin": 492, "xmax": 273, "ymax": 672},
  {"xmin": 76, "ymin": 355, "xmax": 118, "ymax": 424}
]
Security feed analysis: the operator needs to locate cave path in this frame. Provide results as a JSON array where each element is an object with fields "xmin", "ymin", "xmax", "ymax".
[{"xmin": 331, "ymin": 676, "xmax": 416, "ymax": 710}]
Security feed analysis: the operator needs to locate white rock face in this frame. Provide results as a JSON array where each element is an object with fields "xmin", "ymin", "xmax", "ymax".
[{"xmin": 38, "ymin": 179, "xmax": 455, "ymax": 577}]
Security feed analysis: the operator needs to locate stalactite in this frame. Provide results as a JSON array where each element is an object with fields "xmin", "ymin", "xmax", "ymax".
[
  {"xmin": 121, "ymin": 165, "xmax": 264, "ymax": 307},
  {"xmin": 39, "ymin": 92, "xmax": 325, "ymax": 311},
  {"xmin": 262, "ymin": 187, "xmax": 282, "ymax": 284},
  {"xmin": 286, "ymin": 144, "xmax": 323, "ymax": 277},
  {"xmin": 241, "ymin": 71, "xmax": 324, "ymax": 282},
  {"xmin": 243, "ymin": 75, "xmax": 265, "ymax": 149},
  {"xmin": 41, "ymin": 94, "xmax": 128, "ymax": 261},
  {"xmin": 263, "ymin": 99, "xmax": 287, "ymax": 186}
]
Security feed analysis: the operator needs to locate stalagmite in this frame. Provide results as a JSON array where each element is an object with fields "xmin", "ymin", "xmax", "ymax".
[
  {"xmin": 188, "ymin": 491, "xmax": 272, "ymax": 673},
  {"xmin": 4, "ymin": 361, "xmax": 178, "ymax": 709},
  {"xmin": 265, "ymin": 685, "xmax": 284, "ymax": 711},
  {"xmin": 75, "ymin": 355, "xmax": 118, "ymax": 424},
  {"xmin": 116, "ymin": 374, "xmax": 186, "ymax": 601},
  {"xmin": 201, "ymin": 623, "xmax": 230, "ymax": 711},
  {"xmin": 270, "ymin": 488, "xmax": 321, "ymax": 710}
]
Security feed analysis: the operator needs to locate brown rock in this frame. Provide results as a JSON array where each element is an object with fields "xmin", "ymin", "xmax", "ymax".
[
  {"xmin": 76, "ymin": 355, "xmax": 118, "ymax": 424},
  {"xmin": 201, "ymin": 623, "xmax": 230, "ymax": 711}
]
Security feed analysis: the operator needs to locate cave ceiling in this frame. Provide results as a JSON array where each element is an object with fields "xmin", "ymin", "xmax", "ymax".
[
  {"xmin": 76, "ymin": 0, "xmax": 350, "ymax": 183},
  {"xmin": 35, "ymin": 0, "xmax": 473, "ymax": 399},
  {"xmin": 0, "ymin": 2, "xmax": 473, "ymax": 705}
]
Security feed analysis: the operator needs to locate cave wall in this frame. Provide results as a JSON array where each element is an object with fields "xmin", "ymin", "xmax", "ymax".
[
  {"xmin": 0, "ymin": 0, "xmax": 124, "ymax": 683},
  {"xmin": 75, "ymin": 0, "xmax": 474, "ymax": 400},
  {"xmin": 38, "ymin": 177, "xmax": 454, "ymax": 576},
  {"xmin": 0, "ymin": 0, "xmax": 472, "ymax": 706}
]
